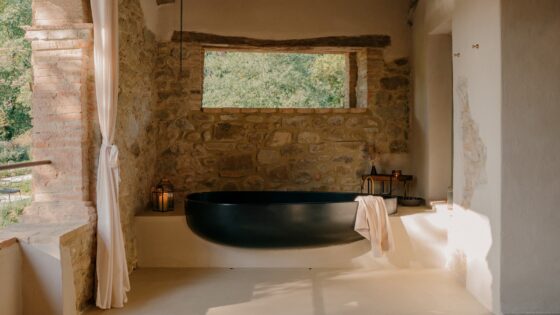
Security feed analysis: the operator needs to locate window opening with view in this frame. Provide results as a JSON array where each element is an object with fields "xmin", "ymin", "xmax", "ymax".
[
  {"xmin": 0, "ymin": 0, "xmax": 33, "ymax": 228},
  {"xmin": 202, "ymin": 50, "xmax": 357, "ymax": 109}
]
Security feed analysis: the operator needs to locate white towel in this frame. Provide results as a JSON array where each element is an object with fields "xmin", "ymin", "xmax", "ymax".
[{"xmin": 354, "ymin": 195, "xmax": 395, "ymax": 257}]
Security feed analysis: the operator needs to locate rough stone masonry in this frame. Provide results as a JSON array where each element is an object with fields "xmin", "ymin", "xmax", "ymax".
[{"xmin": 152, "ymin": 44, "xmax": 410, "ymax": 199}]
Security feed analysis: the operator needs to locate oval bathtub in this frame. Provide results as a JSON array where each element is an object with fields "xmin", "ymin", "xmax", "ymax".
[{"xmin": 185, "ymin": 191, "xmax": 364, "ymax": 248}]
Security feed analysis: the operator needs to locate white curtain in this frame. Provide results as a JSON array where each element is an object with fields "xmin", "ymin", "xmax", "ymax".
[{"xmin": 91, "ymin": 0, "xmax": 130, "ymax": 309}]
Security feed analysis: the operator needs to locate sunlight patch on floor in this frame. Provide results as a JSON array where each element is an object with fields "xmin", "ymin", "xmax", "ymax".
[{"xmin": 86, "ymin": 268, "xmax": 491, "ymax": 315}]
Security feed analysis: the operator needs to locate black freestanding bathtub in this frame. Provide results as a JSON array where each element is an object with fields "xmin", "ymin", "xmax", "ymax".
[{"xmin": 185, "ymin": 191, "xmax": 364, "ymax": 248}]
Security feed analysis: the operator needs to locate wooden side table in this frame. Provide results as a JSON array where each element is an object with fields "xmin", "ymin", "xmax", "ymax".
[{"xmin": 361, "ymin": 174, "xmax": 413, "ymax": 196}]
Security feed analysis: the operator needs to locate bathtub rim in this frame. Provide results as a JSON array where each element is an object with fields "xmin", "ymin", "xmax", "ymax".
[{"xmin": 186, "ymin": 191, "xmax": 372, "ymax": 206}]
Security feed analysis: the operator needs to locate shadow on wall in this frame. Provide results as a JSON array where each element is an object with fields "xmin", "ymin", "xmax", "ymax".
[
  {"xmin": 389, "ymin": 209, "xmax": 450, "ymax": 268},
  {"xmin": 446, "ymin": 203, "xmax": 495, "ymax": 311},
  {"xmin": 409, "ymin": 114, "xmax": 427, "ymax": 200}
]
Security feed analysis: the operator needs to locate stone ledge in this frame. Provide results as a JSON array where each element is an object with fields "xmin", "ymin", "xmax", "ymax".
[
  {"xmin": 25, "ymin": 23, "xmax": 93, "ymax": 31},
  {"xmin": 0, "ymin": 221, "xmax": 90, "ymax": 247},
  {"xmin": 201, "ymin": 108, "xmax": 369, "ymax": 114},
  {"xmin": 25, "ymin": 24, "xmax": 93, "ymax": 42}
]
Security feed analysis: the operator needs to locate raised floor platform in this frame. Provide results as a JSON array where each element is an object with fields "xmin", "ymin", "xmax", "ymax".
[{"xmin": 135, "ymin": 206, "xmax": 450, "ymax": 269}]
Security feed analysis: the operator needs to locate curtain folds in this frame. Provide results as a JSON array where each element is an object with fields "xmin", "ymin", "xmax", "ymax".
[{"xmin": 91, "ymin": 0, "xmax": 130, "ymax": 309}]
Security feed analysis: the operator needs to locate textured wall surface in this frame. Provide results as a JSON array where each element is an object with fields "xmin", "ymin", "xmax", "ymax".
[
  {"xmin": 61, "ymin": 223, "xmax": 96, "ymax": 312},
  {"xmin": 153, "ymin": 43, "xmax": 410, "ymax": 202},
  {"xmin": 501, "ymin": 1, "xmax": 560, "ymax": 313},
  {"xmin": 116, "ymin": 0, "xmax": 158, "ymax": 270},
  {"xmin": 27, "ymin": 0, "xmax": 411, "ymax": 311},
  {"xmin": 456, "ymin": 78, "xmax": 487, "ymax": 209},
  {"xmin": 451, "ymin": 0, "xmax": 502, "ymax": 312},
  {"xmin": 33, "ymin": 0, "xmax": 92, "ymax": 26}
]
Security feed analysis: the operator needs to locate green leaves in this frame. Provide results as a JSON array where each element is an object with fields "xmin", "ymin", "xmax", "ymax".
[
  {"xmin": 0, "ymin": 0, "xmax": 32, "ymax": 142},
  {"xmin": 203, "ymin": 51, "xmax": 346, "ymax": 108},
  {"xmin": 0, "ymin": 199, "xmax": 30, "ymax": 227}
]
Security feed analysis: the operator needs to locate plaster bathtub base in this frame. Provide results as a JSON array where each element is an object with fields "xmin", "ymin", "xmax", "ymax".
[{"xmin": 136, "ymin": 207, "xmax": 449, "ymax": 269}]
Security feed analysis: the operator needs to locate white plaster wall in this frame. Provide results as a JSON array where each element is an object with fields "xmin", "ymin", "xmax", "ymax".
[
  {"xmin": 140, "ymin": 0, "xmax": 411, "ymax": 60},
  {"xmin": 410, "ymin": 3, "xmax": 429, "ymax": 200},
  {"xmin": 135, "ymin": 208, "xmax": 449, "ymax": 269},
  {"xmin": 451, "ymin": 0, "xmax": 501, "ymax": 312},
  {"xmin": 0, "ymin": 241, "xmax": 22, "ymax": 315},
  {"xmin": 411, "ymin": 0, "xmax": 453, "ymax": 201},
  {"xmin": 61, "ymin": 247, "xmax": 78, "ymax": 315},
  {"xmin": 20, "ymin": 243, "xmax": 63, "ymax": 315},
  {"xmin": 426, "ymin": 36, "xmax": 453, "ymax": 201},
  {"xmin": 501, "ymin": 1, "xmax": 560, "ymax": 313}
]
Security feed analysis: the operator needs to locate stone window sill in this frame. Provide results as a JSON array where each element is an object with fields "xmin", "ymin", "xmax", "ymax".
[
  {"xmin": 201, "ymin": 108, "xmax": 368, "ymax": 114},
  {"xmin": 0, "ymin": 221, "xmax": 90, "ymax": 250}
]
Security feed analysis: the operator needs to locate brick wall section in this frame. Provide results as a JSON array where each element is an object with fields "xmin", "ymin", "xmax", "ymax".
[
  {"xmin": 32, "ymin": 0, "xmax": 92, "ymax": 26},
  {"xmin": 26, "ymin": 26, "xmax": 94, "ymax": 205},
  {"xmin": 153, "ymin": 43, "xmax": 410, "ymax": 202},
  {"xmin": 25, "ymin": 22, "xmax": 96, "ymax": 313}
]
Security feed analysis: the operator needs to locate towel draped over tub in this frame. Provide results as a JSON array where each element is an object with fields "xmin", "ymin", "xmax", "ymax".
[{"xmin": 354, "ymin": 195, "xmax": 395, "ymax": 257}]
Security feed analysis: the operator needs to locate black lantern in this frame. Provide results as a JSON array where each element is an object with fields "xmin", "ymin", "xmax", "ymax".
[{"xmin": 152, "ymin": 178, "xmax": 174, "ymax": 212}]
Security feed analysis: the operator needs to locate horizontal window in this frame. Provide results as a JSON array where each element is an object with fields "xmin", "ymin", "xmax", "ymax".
[{"xmin": 202, "ymin": 50, "xmax": 354, "ymax": 109}]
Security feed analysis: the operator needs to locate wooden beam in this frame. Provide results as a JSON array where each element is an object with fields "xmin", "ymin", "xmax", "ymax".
[
  {"xmin": 171, "ymin": 31, "xmax": 391, "ymax": 48},
  {"xmin": 156, "ymin": 0, "xmax": 175, "ymax": 5}
]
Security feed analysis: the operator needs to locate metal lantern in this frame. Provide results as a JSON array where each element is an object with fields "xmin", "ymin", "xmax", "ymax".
[{"xmin": 152, "ymin": 178, "xmax": 174, "ymax": 212}]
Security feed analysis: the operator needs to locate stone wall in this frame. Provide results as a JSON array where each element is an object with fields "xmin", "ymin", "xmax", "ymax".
[
  {"xmin": 61, "ymin": 223, "xmax": 96, "ymax": 312},
  {"xmin": 116, "ymin": 0, "xmax": 158, "ymax": 270},
  {"xmin": 154, "ymin": 43, "xmax": 410, "ymax": 201}
]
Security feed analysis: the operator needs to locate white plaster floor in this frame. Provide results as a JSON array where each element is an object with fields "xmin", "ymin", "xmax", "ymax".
[{"xmin": 86, "ymin": 268, "xmax": 491, "ymax": 315}]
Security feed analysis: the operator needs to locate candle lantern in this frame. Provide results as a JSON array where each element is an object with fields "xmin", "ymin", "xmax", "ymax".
[{"xmin": 152, "ymin": 178, "xmax": 174, "ymax": 212}]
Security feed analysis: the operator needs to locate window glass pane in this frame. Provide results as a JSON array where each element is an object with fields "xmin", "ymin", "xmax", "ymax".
[{"xmin": 203, "ymin": 51, "xmax": 347, "ymax": 108}]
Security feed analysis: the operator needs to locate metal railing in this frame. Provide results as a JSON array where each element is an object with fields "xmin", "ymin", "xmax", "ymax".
[{"xmin": 0, "ymin": 160, "xmax": 52, "ymax": 171}]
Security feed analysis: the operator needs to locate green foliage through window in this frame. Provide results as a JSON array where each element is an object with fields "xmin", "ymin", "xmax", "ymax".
[
  {"xmin": 0, "ymin": 0, "xmax": 32, "ymax": 163},
  {"xmin": 203, "ymin": 51, "xmax": 347, "ymax": 108}
]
